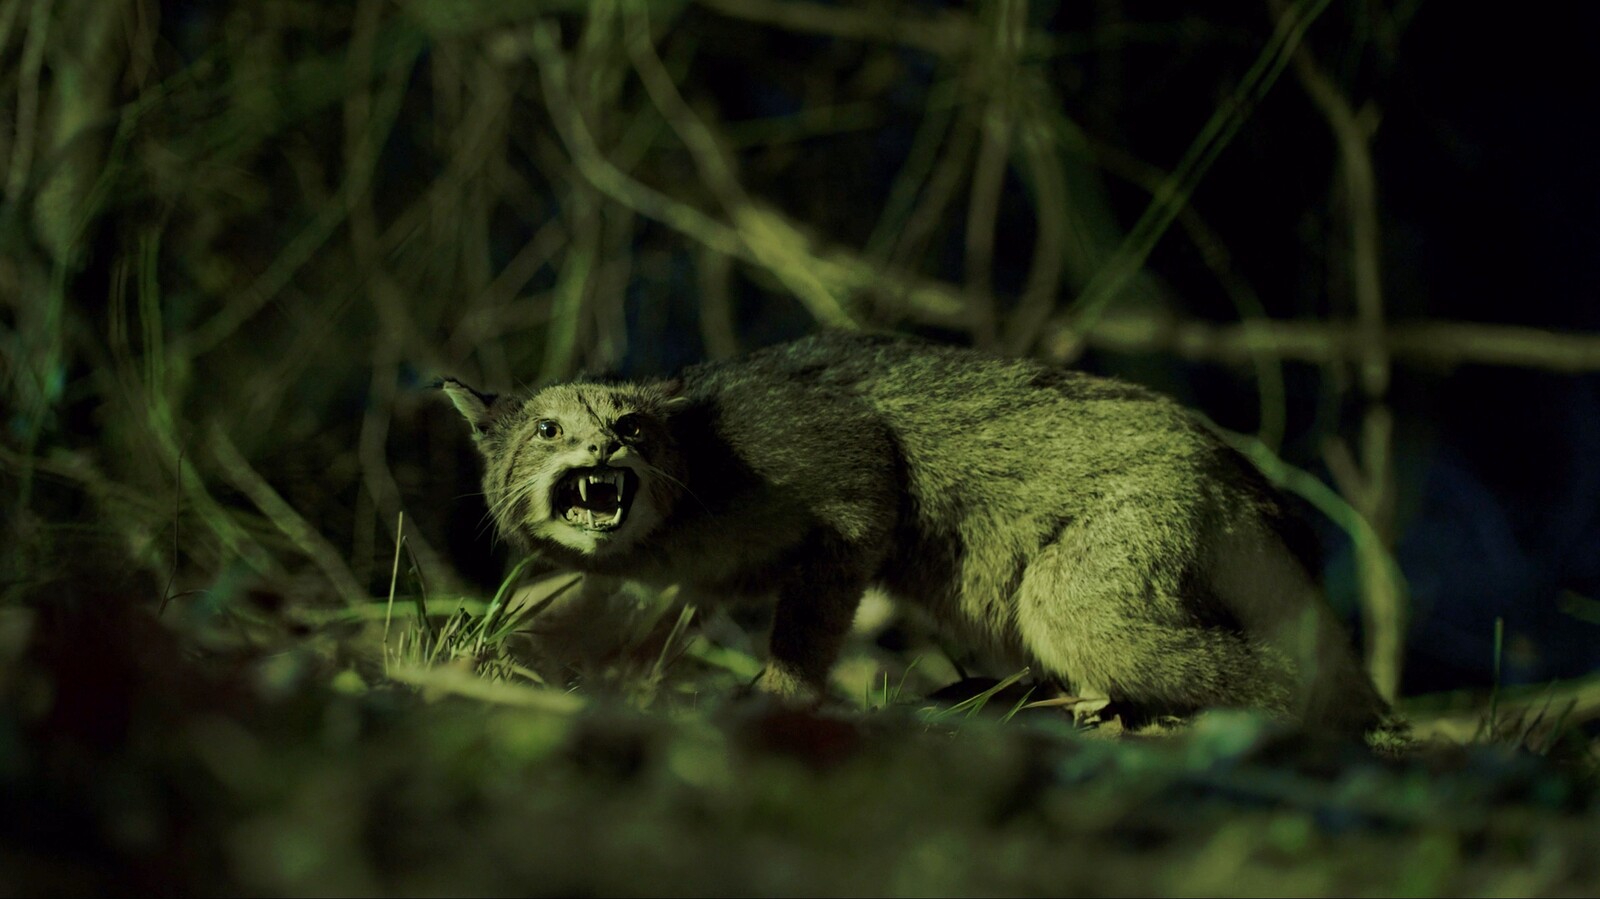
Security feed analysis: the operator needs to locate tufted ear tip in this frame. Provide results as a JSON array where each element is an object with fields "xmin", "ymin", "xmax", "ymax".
[{"xmin": 439, "ymin": 378, "xmax": 503, "ymax": 436}]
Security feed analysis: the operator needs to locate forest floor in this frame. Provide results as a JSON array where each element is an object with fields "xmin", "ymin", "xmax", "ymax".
[{"xmin": 3, "ymin": 568, "xmax": 1598, "ymax": 897}]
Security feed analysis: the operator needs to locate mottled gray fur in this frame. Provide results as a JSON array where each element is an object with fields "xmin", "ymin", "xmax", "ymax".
[{"xmin": 444, "ymin": 332, "xmax": 1388, "ymax": 732}]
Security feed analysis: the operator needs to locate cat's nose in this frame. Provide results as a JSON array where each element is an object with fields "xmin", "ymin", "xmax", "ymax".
[{"xmin": 588, "ymin": 439, "xmax": 620, "ymax": 459}]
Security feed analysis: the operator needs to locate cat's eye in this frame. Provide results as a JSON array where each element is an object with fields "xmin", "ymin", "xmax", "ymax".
[
  {"xmin": 535, "ymin": 419, "xmax": 562, "ymax": 440},
  {"xmin": 614, "ymin": 414, "xmax": 642, "ymax": 439}
]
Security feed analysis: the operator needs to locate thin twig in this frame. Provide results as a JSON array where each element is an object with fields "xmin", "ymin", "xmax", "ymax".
[
  {"xmin": 1272, "ymin": 0, "xmax": 1401, "ymax": 699},
  {"xmin": 158, "ymin": 445, "xmax": 184, "ymax": 617},
  {"xmin": 622, "ymin": 2, "xmax": 854, "ymax": 328},
  {"xmin": 963, "ymin": 0, "xmax": 1023, "ymax": 347},
  {"xmin": 1059, "ymin": 316, "xmax": 1600, "ymax": 374},
  {"xmin": 863, "ymin": 79, "xmax": 961, "ymax": 261},
  {"xmin": 1000, "ymin": 92, "xmax": 1068, "ymax": 357},
  {"xmin": 1071, "ymin": 133, "xmax": 1285, "ymax": 447},
  {"xmin": 383, "ymin": 510, "xmax": 404, "ymax": 646},
  {"xmin": 1047, "ymin": 0, "xmax": 1336, "ymax": 344},
  {"xmin": 3, "ymin": 0, "xmax": 52, "ymax": 206},
  {"xmin": 207, "ymin": 424, "xmax": 367, "ymax": 604}
]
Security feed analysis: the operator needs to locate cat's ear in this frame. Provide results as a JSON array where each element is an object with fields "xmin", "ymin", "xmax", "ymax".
[
  {"xmin": 645, "ymin": 378, "xmax": 691, "ymax": 414},
  {"xmin": 438, "ymin": 378, "xmax": 505, "ymax": 438}
]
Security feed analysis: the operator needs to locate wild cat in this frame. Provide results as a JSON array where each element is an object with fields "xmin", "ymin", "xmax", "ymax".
[{"xmin": 443, "ymin": 331, "xmax": 1389, "ymax": 732}]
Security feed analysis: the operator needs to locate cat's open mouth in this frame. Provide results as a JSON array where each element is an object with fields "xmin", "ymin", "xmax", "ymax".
[{"xmin": 553, "ymin": 466, "xmax": 639, "ymax": 532}]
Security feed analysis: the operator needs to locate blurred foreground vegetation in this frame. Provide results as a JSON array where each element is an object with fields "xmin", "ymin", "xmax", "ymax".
[
  {"xmin": 3, "ymin": 0, "xmax": 1599, "ymax": 894},
  {"xmin": 3, "ymin": 569, "xmax": 1599, "ymax": 895}
]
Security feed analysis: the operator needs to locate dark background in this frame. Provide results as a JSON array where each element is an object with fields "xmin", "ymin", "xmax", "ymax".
[{"xmin": 4, "ymin": 0, "xmax": 1598, "ymax": 700}]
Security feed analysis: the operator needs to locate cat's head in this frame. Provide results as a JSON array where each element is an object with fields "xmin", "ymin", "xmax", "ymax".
[{"xmin": 442, "ymin": 377, "xmax": 688, "ymax": 557}]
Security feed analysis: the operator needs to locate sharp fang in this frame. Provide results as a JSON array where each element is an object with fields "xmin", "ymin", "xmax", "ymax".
[
  {"xmin": 578, "ymin": 478, "xmax": 589, "ymax": 502},
  {"xmin": 585, "ymin": 509, "xmax": 595, "ymax": 528}
]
